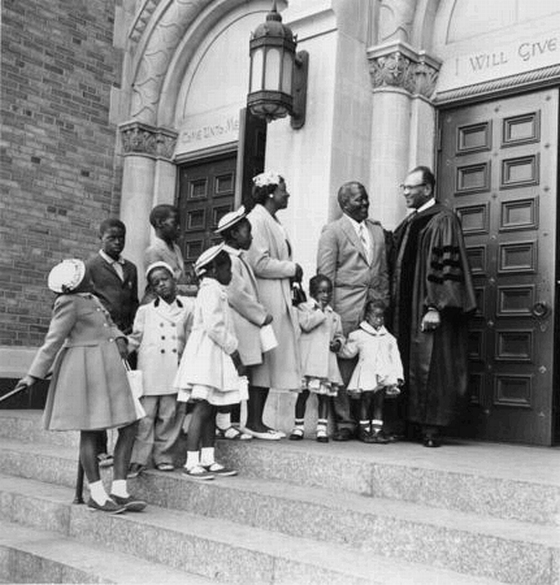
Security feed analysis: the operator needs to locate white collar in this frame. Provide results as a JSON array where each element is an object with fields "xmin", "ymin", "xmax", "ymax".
[
  {"xmin": 359, "ymin": 322, "xmax": 387, "ymax": 336},
  {"xmin": 99, "ymin": 250, "xmax": 124, "ymax": 265},
  {"xmin": 345, "ymin": 214, "xmax": 366, "ymax": 232},
  {"xmin": 223, "ymin": 244, "xmax": 242, "ymax": 257},
  {"xmin": 417, "ymin": 198, "xmax": 436, "ymax": 214}
]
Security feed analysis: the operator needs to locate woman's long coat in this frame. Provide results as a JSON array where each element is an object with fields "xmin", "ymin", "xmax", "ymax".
[{"xmin": 246, "ymin": 204, "xmax": 301, "ymax": 390}]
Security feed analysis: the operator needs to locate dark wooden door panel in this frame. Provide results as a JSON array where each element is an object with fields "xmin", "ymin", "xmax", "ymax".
[
  {"xmin": 438, "ymin": 89, "xmax": 558, "ymax": 445},
  {"xmin": 177, "ymin": 155, "xmax": 237, "ymax": 277}
]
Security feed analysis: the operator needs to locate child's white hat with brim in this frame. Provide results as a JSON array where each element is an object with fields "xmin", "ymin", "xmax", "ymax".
[
  {"xmin": 145, "ymin": 261, "xmax": 174, "ymax": 280},
  {"xmin": 215, "ymin": 206, "xmax": 247, "ymax": 234},
  {"xmin": 48, "ymin": 259, "xmax": 86, "ymax": 293},
  {"xmin": 194, "ymin": 243, "xmax": 226, "ymax": 277}
]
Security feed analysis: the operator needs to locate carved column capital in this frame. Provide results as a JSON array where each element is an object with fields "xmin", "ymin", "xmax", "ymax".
[
  {"xmin": 119, "ymin": 121, "xmax": 178, "ymax": 160},
  {"xmin": 367, "ymin": 41, "xmax": 441, "ymax": 99}
]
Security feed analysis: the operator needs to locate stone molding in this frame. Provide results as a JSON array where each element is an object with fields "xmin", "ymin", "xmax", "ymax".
[
  {"xmin": 367, "ymin": 41, "xmax": 441, "ymax": 99},
  {"xmin": 119, "ymin": 121, "xmax": 178, "ymax": 160},
  {"xmin": 434, "ymin": 63, "xmax": 560, "ymax": 105}
]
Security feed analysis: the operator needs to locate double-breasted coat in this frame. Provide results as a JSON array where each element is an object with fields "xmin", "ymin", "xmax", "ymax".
[
  {"xmin": 28, "ymin": 293, "xmax": 138, "ymax": 431},
  {"xmin": 224, "ymin": 245, "xmax": 267, "ymax": 367},
  {"xmin": 246, "ymin": 204, "xmax": 301, "ymax": 390},
  {"xmin": 128, "ymin": 296, "xmax": 194, "ymax": 396}
]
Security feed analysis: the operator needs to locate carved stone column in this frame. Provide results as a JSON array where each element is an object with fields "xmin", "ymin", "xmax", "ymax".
[
  {"xmin": 119, "ymin": 121, "xmax": 178, "ymax": 290},
  {"xmin": 366, "ymin": 41, "xmax": 441, "ymax": 228}
]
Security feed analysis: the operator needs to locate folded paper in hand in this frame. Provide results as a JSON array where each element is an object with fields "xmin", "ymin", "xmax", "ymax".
[{"xmin": 259, "ymin": 324, "xmax": 278, "ymax": 353}]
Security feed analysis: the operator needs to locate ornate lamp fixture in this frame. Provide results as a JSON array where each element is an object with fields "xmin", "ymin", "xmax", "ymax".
[{"xmin": 247, "ymin": 1, "xmax": 308, "ymax": 129}]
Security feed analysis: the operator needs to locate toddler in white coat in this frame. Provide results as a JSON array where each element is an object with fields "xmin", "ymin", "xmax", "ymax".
[{"xmin": 339, "ymin": 300, "xmax": 404, "ymax": 444}]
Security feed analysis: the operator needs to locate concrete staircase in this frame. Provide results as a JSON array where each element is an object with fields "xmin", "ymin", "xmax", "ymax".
[{"xmin": 0, "ymin": 410, "xmax": 558, "ymax": 584}]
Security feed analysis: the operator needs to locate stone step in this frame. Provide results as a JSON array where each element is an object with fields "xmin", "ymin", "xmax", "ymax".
[
  {"xmin": 0, "ymin": 519, "xmax": 211, "ymax": 584},
  {"xmin": 0, "ymin": 439, "xmax": 558, "ymax": 584},
  {"xmin": 0, "ymin": 474, "xmax": 506, "ymax": 585},
  {"xmin": 1, "ymin": 410, "xmax": 557, "ymax": 526}
]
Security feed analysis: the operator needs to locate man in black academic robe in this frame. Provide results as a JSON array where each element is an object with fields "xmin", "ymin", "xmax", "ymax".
[{"xmin": 392, "ymin": 166, "xmax": 476, "ymax": 447}]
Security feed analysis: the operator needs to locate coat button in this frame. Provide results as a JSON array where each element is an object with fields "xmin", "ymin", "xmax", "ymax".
[
  {"xmin": 160, "ymin": 323, "xmax": 164, "ymax": 327},
  {"xmin": 161, "ymin": 336, "xmax": 165, "ymax": 340},
  {"xmin": 172, "ymin": 348, "xmax": 177, "ymax": 353},
  {"xmin": 161, "ymin": 349, "xmax": 165, "ymax": 353}
]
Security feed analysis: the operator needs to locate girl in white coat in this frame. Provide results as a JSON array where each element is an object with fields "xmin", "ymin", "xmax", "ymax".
[
  {"xmin": 339, "ymin": 300, "xmax": 404, "ymax": 444},
  {"xmin": 290, "ymin": 275, "xmax": 344, "ymax": 443},
  {"xmin": 174, "ymin": 244, "xmax": 247, "ymax": 479}
]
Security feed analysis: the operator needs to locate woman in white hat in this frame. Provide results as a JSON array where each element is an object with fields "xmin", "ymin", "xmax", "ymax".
[
  {"xmin": 245, "ymin": 172, "xmax": 303, "ymax": 439},
  {"xmin": 14, "ymin": 259, "xmax": 145, "ymax": 513}
]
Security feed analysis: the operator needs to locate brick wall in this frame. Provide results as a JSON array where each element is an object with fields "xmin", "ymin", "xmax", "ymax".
[{"xmin": 1, "ymin": 0, "xmax": 123, "ymax": 347}]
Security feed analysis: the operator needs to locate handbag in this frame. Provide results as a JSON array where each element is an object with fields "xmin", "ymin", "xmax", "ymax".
[
  {"xmin": 291, "ymin": 281, "xmax": 307, "ymax": 307},
  {"xmin": 122, "ymin": 360, "xmax": 146, "ymax": 419}
]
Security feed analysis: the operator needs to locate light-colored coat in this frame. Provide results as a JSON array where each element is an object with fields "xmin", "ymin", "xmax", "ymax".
[
  {"xmin": 174, "ymin": 278, "xmax": 239, "ymax": 395},
  {"xmin": 224, "ymin": 245, "xmax": 267, "ymax": 366},
  {"xmin": 297, "ymin": 300, "xmax": 344, "ymax": 384},
  {"xmin": 339, "ymin": 323, "xmax": 404, "ymax": 392},
  {"xmin": 317, "ymin": 214, "xmax": 389, "ymax": 335},
  {"xmin": 28, "ymin": 293, "xmax": 137, "ymax": 431},
  {"xmin": 246, "ymin": 204, "xmax": 301, "ymax": 389},
  {"xmin": 128, "ymin": 296, "xmax": 194, "ymax": 396}
]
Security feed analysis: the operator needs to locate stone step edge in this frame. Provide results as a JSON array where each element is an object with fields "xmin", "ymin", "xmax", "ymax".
[
  {"xmin": 1, "ymin": 409, "xmax": 558, "ymax": 488},
  {"xmin": 0, "ymin": 438, "xmax": 558, "ymax": 539},
  {"xmin": 0, "ymin": 474, "xmax": 507, "ymax": 585},
  {"xmin": 1, "ymin": 471, "xmax": 557, "ymax": 585},
  {"xmin": 0, "ymin": 519, "xmax": 213, "ymax": 584}
]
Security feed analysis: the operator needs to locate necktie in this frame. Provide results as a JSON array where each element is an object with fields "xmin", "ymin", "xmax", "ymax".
[{"xmin": 359, "ymin": 224, "xmax": 371, "ymax": 264}]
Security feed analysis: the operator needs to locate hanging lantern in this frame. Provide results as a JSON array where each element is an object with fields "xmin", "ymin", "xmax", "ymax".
[{"xmin": 247, "ymin": 2, "xmax": 308, "ymax": 129}]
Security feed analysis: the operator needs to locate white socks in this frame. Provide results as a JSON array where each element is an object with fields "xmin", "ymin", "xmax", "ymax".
[
  {"xmin": 200, "ymin": 447, "xmax": 215, "ymax": 467},
  {"xmin": 216, "ymin": 412, "xmax": 231, "ymax": 430},
  {"xmin": 89, "ymin": 480, "xmax": 109, "ymax": 505},
  {"xmin": 111, "ymin": 479, "xmax": 129, "ymax": 498}
]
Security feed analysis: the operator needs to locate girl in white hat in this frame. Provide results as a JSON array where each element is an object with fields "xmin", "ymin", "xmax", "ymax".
[
  {"xmin": 13, "ymin": 259, "xmax": 146, "ymax": 513},
  {"xmin": 174, "ymin": 245, "xmax": 247, "ymax": 479}
]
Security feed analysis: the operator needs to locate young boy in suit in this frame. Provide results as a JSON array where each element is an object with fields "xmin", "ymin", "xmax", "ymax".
[{"xmin": 86, "ymin": 218, "xmax": 140, "ymax": 466}]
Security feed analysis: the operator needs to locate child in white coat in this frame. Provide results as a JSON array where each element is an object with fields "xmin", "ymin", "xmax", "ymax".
[
  {"xmin": 127, "ymin": 262, "xmax": 194, "ymax": 478},
  {"xmin": 290, "ymin": 275, "xmax": 344, "ymax": 443},
  {"xmin": 174, "ymin": 244, "xmax": 247, "ymax": 480},
  {"xmin": 339, "ymin": 300, "xmax": 404, "ymax": 444}
]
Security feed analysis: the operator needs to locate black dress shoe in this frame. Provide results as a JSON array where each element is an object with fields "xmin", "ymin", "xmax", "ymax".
[
  {"xmin": 111, "ymin": 494, "xmax": 147, "ymax": 512},
  {"xmin": 358, "ymin": 429, "xmax": 376, "ymax": 443},
  {"xmin": 333, "ymin": 428, "xmax": 354, "ymax": 442},
  {"xmin": 423, "ymin": 436, "xmax": 442, "ymax": 448}
]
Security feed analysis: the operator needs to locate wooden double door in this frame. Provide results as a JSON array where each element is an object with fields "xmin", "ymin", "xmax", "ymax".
[{"xmin": 438, "ymin": 89, "xmax": 558, "ymax": 445}]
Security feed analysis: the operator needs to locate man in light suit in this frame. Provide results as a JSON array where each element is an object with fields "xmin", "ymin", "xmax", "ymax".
[{"xmin": 317, "ymin": 181, "xmax": 390, "ymax": 441}]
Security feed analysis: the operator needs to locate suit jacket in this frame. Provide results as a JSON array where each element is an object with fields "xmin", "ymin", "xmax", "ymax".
[
  {"xmin": 317, "ymin": 214, "xmax": 389, "ymax": 335},
  {"xmin": 86, "ymin": 253, "xmax": 139, "ymax": 334}
]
